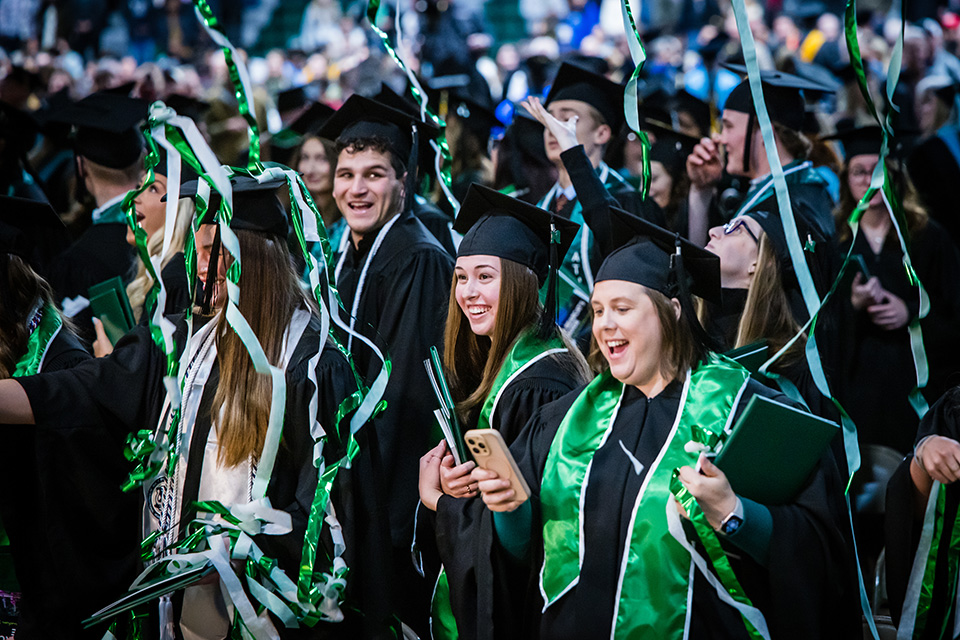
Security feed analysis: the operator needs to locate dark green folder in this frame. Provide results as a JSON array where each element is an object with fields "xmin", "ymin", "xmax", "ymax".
[
  {"xmin": 424, "ymin": 346, "xmax": 469, "ymax": 464},
  {"xmin": 88, "ymin": 276, "xmax": 135, "ymax": 345},
  {"xmin": 723, "ymin": 341, "xmax": 769, "ymax": 374},
  {"xmin": 715, "ymin": 394, "xmax": 839, "ymax": 505}
]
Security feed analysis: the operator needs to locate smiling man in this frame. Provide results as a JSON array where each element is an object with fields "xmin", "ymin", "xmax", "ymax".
[{"xmin": 319, "ymin": 95, "xmax": 454, "ymax": 636}]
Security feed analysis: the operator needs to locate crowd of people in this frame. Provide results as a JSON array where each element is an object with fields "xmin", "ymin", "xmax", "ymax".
[{"xmin": 1, "ymin": 0, "xmax": 960, "ymax": 637}]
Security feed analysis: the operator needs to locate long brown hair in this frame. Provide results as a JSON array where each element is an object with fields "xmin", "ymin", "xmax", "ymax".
[
  {"xmin": 443, "ymin": 258, "xmax": 587, "ymax": 418},
  {"xmin": 734, "ymin": 234, "xmax": 805, "ymax": 367},
  {"xmin": 211, "ymin": 229, "xmax": 313, "ymax": 467},
  {"xmin": 834, "ymin": 158, "xmax": 928, "ymax": 242},
  {"xmin": 0, "ymin": 255, "xmax": 57, "ymax": 378}
]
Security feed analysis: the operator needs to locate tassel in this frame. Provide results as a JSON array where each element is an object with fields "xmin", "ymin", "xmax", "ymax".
[
  {"xmin": 670, "ymin": 235, "xmax": 720, "ymax": 356},
  {"xmin": 742, "ymin": 111, "xmax": 755, "ymax": 175},
  {"xmin": 538, "ymin": 222, "xmax": 560, "ymax": 340}
]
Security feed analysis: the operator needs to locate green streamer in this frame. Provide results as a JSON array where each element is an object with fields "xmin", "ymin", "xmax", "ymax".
[
  {"xmin": 618, "ymin": 0, "xmax": 652, "ymax": 200},
  {"xmin": 365, "ymin": 0, "xmax": 460, "ymax": 212}
]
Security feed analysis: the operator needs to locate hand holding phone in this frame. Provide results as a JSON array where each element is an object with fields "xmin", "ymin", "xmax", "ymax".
[{"xmin": 465, "ymin": 429, "xmax": 531, "ymax": 505}]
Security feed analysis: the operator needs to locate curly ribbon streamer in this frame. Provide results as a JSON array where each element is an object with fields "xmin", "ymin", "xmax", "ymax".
[
  {"xmin": 365, "ymin": 0, "xmax": 460, "ymax": 212},
  {"xmin": 619, "ymin": 0, "xmax": 652, "ymax": 200},
  {"xmin": 193, "ymin": 0, "xmax": 262, "ymax": 173}
]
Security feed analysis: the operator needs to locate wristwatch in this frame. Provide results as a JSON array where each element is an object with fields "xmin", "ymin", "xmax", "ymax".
[{"xmin": 718, "ymin": 498, "xmax": 744, "ymax": 535}]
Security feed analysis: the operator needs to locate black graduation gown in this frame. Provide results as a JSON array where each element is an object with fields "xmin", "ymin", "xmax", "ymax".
[
  {"xmin": 17, "ymin": 315, "xmax": 396, "ymax": 638},
  {"xmin": 703, "ymin": 287, "xmax": 749, "ymax": 352},
  {"xmin": 335, "ymin": 211, "xmax": 454, "ymax": 550},
  {"xmin": 836, "ymin": 220, "xmax": 960, "ymax": 454},
  {"xmin": 497, "ymin": 377, "xmax": 853, "ymax": 639},
  {"xmin": 2, "ymin": 326, "xmax": 139, "ymax": 640},
  {"xmin": 907, "ymin": 134, "xmax": 960, "ymax": 248},
  {"xmin": 885, "ymin": 387, "xmax": 960, "ymax": 629},
  {"xmin": 413, "ymin": 197, "xmax": 456, "ymax": 257},
  {"xmin": 423, "ymin": 351, "xmax": 585, "ymax": 640}
]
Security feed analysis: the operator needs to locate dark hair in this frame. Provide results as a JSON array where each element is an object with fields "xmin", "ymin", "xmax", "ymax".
[
  {"xmin": 772, "ymin": 122, "xmax": 812, "ymax": 161},
  {"xmin": 0, "ymin": 254, "xmax": 57, "ymax": 378},
  {"xmin": 334, "ymin": 136, "xmax": 407, "ymax": 176}
]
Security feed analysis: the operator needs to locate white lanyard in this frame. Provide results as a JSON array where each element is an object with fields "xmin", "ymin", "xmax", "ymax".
[{"xmin": 334, "ymin": 213, "xmax": 403, "ymax": 352}]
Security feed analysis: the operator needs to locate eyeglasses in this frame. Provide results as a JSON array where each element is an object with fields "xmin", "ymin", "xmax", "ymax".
[
  {"xmin": 849, "ymin": 167, "xmax": 874, "ymax": 180},
  {"xmin": 723, "ymin": 218, "xmax": 760, "ymax": 245}
]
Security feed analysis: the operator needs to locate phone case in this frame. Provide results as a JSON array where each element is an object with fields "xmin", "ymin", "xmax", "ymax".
[{"xmin": 464, "ymin": 429, "xmax": 531, "ymax": 503}]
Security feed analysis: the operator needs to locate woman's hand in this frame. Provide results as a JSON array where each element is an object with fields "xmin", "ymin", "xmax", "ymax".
[
  {"xmin": 867, "ymin": 290, "xmax": 910, "ymax": 330},
  {"xmin": 850, "ymin": 272, "xmax": 883, "ymax": 311},
  {"xmin": 440, "ymin": 454, "xmax": 478, "ymax": 499},
  {"xmin": 473, "ymin": 467, "xmax": 525, "ymax": 513},
  {"xmin": 418, "ymin": 440, "xmax": 446, "ymax": 511},
  {"xmin": 916, "ymin": 436, "xmax": 960, "ymax": 485},
  {"xmin": 520, "ymin": 96, "xmax": 579, "ymax": 152},
  {"xmin": 92, "ymin": 318, "xmax": 114, "ymax": 358},
  {"xmin": 675, "ymin": 454, "xmax": 738, "ymax": 530},
  {"xmin": 686, "ymin": 135, "xmax": 724, "ymax": 191}
]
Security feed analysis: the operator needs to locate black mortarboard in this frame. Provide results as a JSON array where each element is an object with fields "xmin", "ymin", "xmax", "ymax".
[
  {"xmin": 741, "ymin": 204, "xmax": 832, "ymax": 322},
  {"xmin": 673, "ymin": 89, "xmax": 712, "ymax": 136},
  {"xmin": 721, "ymin": 63, "xmax": 835, "ymax": 130},
  {"xmin": 101, "ymin": 81, "xmax": 136, "ymax": 97},
  {"xmin": 447, "ymin": 95, "xmax": 502, "ymax": 141},
  {"xmin": 638, "ymin": 85, "xmax": 673, "ymax": 126},
  {"xmin": 288, "ymin": 101, "xmax": 336, "ymax": 136},
  {"xmin": 151, "ymin": 146, "xmax": 200, "ymax": 183},
  {"xmin": 0, "ymin": 195, "xmax": 69, "ymax": 272},
  {"xmin": 164, "ymin": 94, "xmax": 211, "ymax": 123},
  {"xmin": 169, "ymin": 174, "xmax": 289, "ymax": 237},
  {"xmin": 0, "ymin": 101, "xmax": 39, "ymax": 156},
  {"xmin": 48, "ymin": 92, "xmax": 148, "ymax": 169},
  {"xmin": 455, "ymin": 183, "xmax": 580, "ymax": 337},
  {"xmin": 545, "ymin": 62, "xmax": 625, "ymax": 132},
  {"xmin": 643, "ymin": 117, "xmax": 700, "ymax": 174},
  {"xmin": 318, "ymin": 94, "xmax": 439, "ymax": 171},
  {"xmin": 454, "ymin": 183, "xmax": 579, "ymax": 284},
  {"xmin": 277, "ymin": 85, "xmax": 309, "ymax": 113},
  {"xmin": 822, "ymin": 125, "xmax": 883, "ymax": 160},
  {"xmin": 374, "ymin": 83, "xmax": 419, "ymax": 116},
  {"xmin": 4, "ymin": 66, "xmax": 43, "ymax": 92},
  {"xmin": 597, "ymin": 206, "xmax": 721, "ymax": 304}
]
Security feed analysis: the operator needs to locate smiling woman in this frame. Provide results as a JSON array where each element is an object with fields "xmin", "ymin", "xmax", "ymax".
[{"xmin": 463, "ymin": 209, "xmax": 856, "ymax": 639}]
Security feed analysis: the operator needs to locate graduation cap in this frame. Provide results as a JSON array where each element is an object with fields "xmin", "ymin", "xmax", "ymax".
[
  {"xmin": 455, "ymin": 183, "xmax": 580, "ymax": 337},
  {"xmin": 318, "ymin": 94, "xmax": 440, "ymax": 176},
  {"xmin": 447, "ymin": 95, "xmax": 502, "ymax": 142},
  {"xmin": 721, "ymin": 64, "xmax": 835, "ymax": 174},
  {"xmin": 638, "ymin": 85, "xmax": 673, "ymax": 127},
  {"xmin": 598, "ymin": 206, "xmax": 721, "ymax": 305},
  {"xmin": 169, "ymin": 174, "xmax": 289, "ymax": 237},
  {"xmin": 545, "ymin": 62, "xmax": 625, "ymax": 132},
  {"xmin": 47, "ymin": 92, "xmax": 148, "ymax": 169},
  {"xmin": 164, "ymin": 94, "xmax": 211, "ymax": 123},
  {"xmin": 822, "ymin": 125, "xmax": 883, "ymax": 159},
  {"xmin": 3, "ymin": 65, "xmax": 43, "ymax": 93},
  {"xmin": 740, "ymin": 204, "xmax": 833, "ymax": 323},
  {"xmin": 721, "ymin": 63, "xmax": 835, "ymax": 131},
  {"xmin": 455, "ymin": 183, "xmax": 578, "ymax": 284},
  {"xmin": 373, "ymin": 83, "xmax": 419, "ymax": 116},
  {"xmin": 0, "ymin": 195, "xmax": 69, "ymax": 275},
  {"xmin": 288, "ymin": 101, "xmax": 336, "ymax": 137},
  {"xmin": 151, "ymin": 146, "xmax": 200, "ymax": 183},
  {"xmin": 672, "ymin": 89, "xmax": 712, "ymax": 137},
  {"xmin": 643, "ymin": 117, "xmax": 700, "ymax": 175},
  {"xmin": 276, "ymin": 85, "xmax": 310, "ymax": 113}
]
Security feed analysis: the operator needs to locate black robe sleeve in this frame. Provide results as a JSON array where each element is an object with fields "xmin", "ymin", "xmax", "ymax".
[{"xmin": 431, "ymin": 357, "xmax": 584, "ymax": 640}]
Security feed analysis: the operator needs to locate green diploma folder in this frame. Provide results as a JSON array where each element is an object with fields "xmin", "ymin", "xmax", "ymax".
[
  {"xmin": 723, "ymin": 341, "xmax": 769, "ymax": 374},
  {"xmin": 88, "ymin": 276, "xmax": 135, "ymax": 345},
  {"xmin": 715, "ymin": 394, "xmax": 839, "ymax": 505}
]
